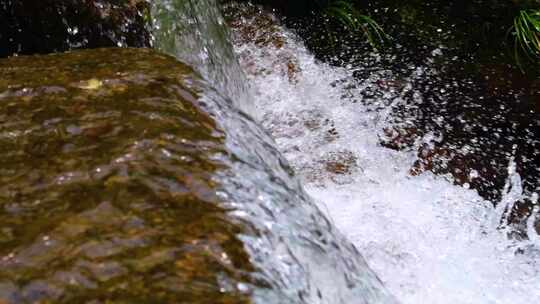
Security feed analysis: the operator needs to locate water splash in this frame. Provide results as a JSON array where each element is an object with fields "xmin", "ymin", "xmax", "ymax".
[
  {"xmin": 494, "ymin": 157, "xmax": 524, "ymax": 232},
  {"xmin": 148, "ymin": 1, "xmax": 400, "ymax": 303},
  {"xmin": 197, "ymin": 85, "xmax": 398, "ymax": 304},
  {"xmin": 226, "ymin": 3, "xmax": 540, "ymax": 303},
  {"xmin": 527, "ymin": 199, "xmax": 540, "ymax": 244}
]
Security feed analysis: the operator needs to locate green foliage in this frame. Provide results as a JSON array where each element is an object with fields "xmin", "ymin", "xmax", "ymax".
[
  {"xmin": 321, "ymin": 0, "xmax": 386, "ymax": 49},
  {"xmin": 511, "ymin": 9, "xmax": 540, "ymax": 71}
]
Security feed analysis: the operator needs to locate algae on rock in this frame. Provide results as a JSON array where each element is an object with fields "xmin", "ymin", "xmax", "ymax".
[{"xmin": 0, "ymin": 48, "xmax": 256, "ymax": 303}]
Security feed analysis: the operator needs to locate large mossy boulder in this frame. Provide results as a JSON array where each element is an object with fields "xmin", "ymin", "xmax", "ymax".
[
  {"xmin": 0, "ymin": 0, "xmax": 150, "ymax": 58},
  {"xmin": 0, "ymin": 48, "xmax": 255, "ymax": 303}
]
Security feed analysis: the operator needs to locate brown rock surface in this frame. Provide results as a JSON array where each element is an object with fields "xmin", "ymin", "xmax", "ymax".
[{"xmin": 0, "ymin": 48, "xmax": 256, "ymax": 303}]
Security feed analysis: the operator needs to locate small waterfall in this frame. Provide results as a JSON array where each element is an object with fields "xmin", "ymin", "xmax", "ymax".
[
  {"xmin": 150, "ymin": 0, "xmax": 252, "ymax": 114},
  {"xmin": 147, "ymin": 1, "xmax": 399, "ymax": 303},
  {"xmin": 197, "ymin": 80, "xmax": 399, "ymax": 304}
]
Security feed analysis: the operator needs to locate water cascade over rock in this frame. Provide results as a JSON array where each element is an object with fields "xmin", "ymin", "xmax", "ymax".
[
  {"xmin": 0, "ymin": 45, "xmax": 397, "ymax": 303},
  {"xmin": 150, "ymin": 0, "xmax": 252, "ymax": 114}
]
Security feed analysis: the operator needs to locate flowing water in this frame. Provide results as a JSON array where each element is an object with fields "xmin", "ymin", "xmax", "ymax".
[
  {"xmin": 224, "ymin": 3, "xmax": 540, "ymax": 304},
  {"xmin": 150, "ymin": 0, "xmax": 252, "ymax": 113},
  {"xmin": 149, "ymin": 1, "xmax": 398, "ymax": 303},
  {"xmin": 150, "ymin": 1, "xmax": 539, "ymax": 303}
]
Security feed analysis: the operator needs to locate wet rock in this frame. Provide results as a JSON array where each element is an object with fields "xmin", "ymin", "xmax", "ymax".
[
  {"xmin": 299, "ymin": 150, "xmax": 359, "ymax": 185},
  {"xmin": 0, "ymin": 48, "xmax": 255, "ymax": 303},
  {"xmin": 323, "ymin": 151, "xmax": 358, "ymax": 176},
  {"xmin": 380, "ymin": 126, "xmax": 420, "ymax": 150},
  {"xmin": 0, "ymin": 282, "xmax": 20, "ymax": 303},
  {"xmin": 300, "ymin": 109, "xmax": 329, "ymax": 132},
  {"xmin": 0, "ymin": 0, "xmax": 150, "ymax": 57},
  {"xmin": 223, "ymin": 2, "xmax": 301, "ymax": 83},
  {"xmin": 224, "ymin": 4, "xmax": 284, "ymax": 49}
]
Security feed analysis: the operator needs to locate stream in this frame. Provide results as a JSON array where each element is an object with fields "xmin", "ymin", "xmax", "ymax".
[
  {"xmin": 223, "ymin": 2, "xmax": 540, "ymax": 303},
  {"xmin": 152, "ymin": 0, "xmax": 540, "ymax": 303},
  {"xmin": 1, "ymin": 0, "xmax": 536, "ymax": 303}
]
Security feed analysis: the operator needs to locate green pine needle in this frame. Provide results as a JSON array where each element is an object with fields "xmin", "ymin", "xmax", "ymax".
[{"xmin": 510, "ymin": 9, "xmax": 540, "ymax": 71}]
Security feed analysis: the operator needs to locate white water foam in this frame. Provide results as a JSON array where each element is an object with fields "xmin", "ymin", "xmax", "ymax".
[{"xmin": 230, "ymin": 7, "xmax": 540, "ymax": 304}]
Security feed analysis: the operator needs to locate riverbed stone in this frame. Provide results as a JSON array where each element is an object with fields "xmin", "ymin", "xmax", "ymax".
[
  {"xmin": 0, "ymin": 48, "xmax": 255, "ymax": 303},
  {"xmin": 0, "ymin": 0, "xmax": 150, "ymax": 57}
]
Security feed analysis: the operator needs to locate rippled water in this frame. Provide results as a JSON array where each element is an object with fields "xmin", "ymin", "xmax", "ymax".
[{"xmin": 226, "ymin": 3, "xmax": 540, "ymax": 303}]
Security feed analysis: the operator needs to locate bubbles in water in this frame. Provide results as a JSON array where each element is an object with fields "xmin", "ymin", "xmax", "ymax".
[{"xmin": 226, "ymin": 3, "xmax": 540, "ymax": 304}]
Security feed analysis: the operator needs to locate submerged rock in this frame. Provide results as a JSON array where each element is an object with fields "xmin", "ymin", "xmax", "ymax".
[
  {"xmin": 223, "ymin": 2, "xmax": 301, "ymax": 84},
  {"xmin": 0, "ymin": 48, "xmax": 254, "ymax": 303},
  {"xmin": 0, "ymin": 0, "xmax": 150, "ymax": 57}
]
